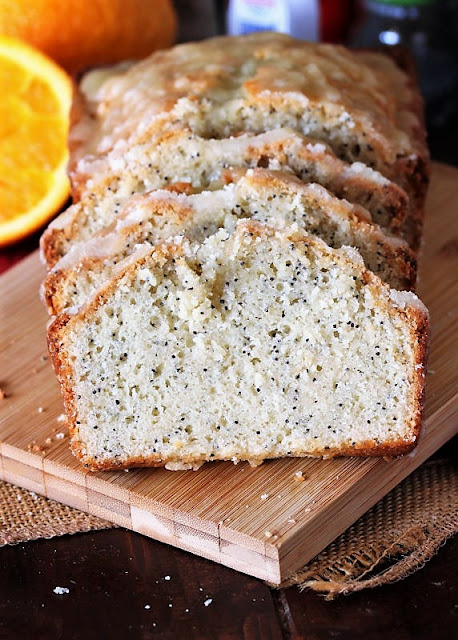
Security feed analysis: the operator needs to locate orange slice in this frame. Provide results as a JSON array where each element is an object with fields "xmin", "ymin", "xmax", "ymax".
[{"xmin": 0, "ymin": 36, "xmax": 71, "ymax": 247}]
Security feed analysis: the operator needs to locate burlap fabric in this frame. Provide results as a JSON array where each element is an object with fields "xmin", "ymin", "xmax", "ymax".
[
  {"xmin": 0, "ymin": 483, "xmax": 114, "ymax": 545},
  {"xmin": 1, "ymin": 457, "xmax": 456, "ymax": 596},
  {"xmin": 281, "ymin": 457, "xmax": 458, "ymax": 596}
]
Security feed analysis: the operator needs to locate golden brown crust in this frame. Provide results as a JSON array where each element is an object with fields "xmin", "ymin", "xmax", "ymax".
[
  {"xmin": 40, "ymin": 226, "xmax": 70, "ymax": 269},
  {"xmin": 47, "ymin": 313, "xmax": 80, "ymax": 458},
  {"xmin": 71, "ymin": 439, "xmax": 420, "ymax": 472},
  {"xmin": 359, "ymin": 47, "xmax": 430, "ymax": 251},
  {"xmin": 42, "ymin": 269, "xmax": 62, "ymax": 314},
  {"xmin": 67, "ymin": 82, "xmax": 95, "ymax": 198},
  {"xmin": 405, "ymin": 299, "xmax": 430, "ymax": 447}
]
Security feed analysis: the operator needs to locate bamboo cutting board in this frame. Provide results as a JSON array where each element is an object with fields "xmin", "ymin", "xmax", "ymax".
[{"xmin": 0, "ymin": 163, "xmax": 457, "ymax": 584}]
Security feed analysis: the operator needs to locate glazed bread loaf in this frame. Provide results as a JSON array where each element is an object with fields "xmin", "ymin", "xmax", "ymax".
[
  {"xmin": 42, "ymin": 169, "xmax": 416, "ymax": 315},
  {"xmin": 41, "ymin": 33, "xmax": 430, "ymax": 471},
  {"xmin": 48, "ymin": 221, "xmax": 428, "ymax": 471}
]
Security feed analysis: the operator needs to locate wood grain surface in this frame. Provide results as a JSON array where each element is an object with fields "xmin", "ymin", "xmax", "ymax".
[
  {"xmin": 0, "ymin": 163, "xmax": 457, "ymax": 585},
  {"xmin": 1, "ymin": 524, "xmax": 456, "ymax": 640}
]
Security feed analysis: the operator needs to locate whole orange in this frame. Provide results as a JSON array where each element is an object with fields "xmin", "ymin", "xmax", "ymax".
[{"xmin": 0, "ymin": 0, "xmax": 177, "ymax": 73}]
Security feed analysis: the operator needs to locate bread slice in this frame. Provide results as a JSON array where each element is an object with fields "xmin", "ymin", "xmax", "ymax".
[
  {"xmin": 42, "ymin": 169, "xmax": 416, "ymax": 315},
  {"xmin": 40, "ymin": 127, "xmax": 408, "ymax": 269},
  {"xmin": 47, "ymin": 220, "xmax": 429, "ymax": 471}
]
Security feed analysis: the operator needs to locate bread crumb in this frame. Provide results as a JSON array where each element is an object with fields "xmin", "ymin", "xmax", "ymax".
[
  {"xmin": 144, "ymin": 604, "xmax": 151, "ymax": 609},
  {"xmin": 260, "ymin": 493, "xmax": 269, "ymax": 500},
  {"xmin": 164, "ymin": 575, "xmax": 171, "ymax": 581},
  {"xmin": 37, "ymin": 407, "xmax": 44, "ymax": 414},
  {"xmin": 0, "ymin": 388, "xmax": 6, "ymax": 400},
  {"xmin": 57, "ymin": 413, "xmax": 66, "ymax": 422},
  {"xmin": 55, "ymin": 432, "xmax": 65, "ymax": 439},
  {"xmin": 45, "ymin": 437, "xmax": 52, "ymax": 445},
  {"xmin": 27, "ymin": 441, "xmax": 46, "ymax": 454},
  {"xmin": 294, "ymin": 471, "xmax": 305, "ymax": 482},
  {"xmin": 287, "ymin": 518, "xmax": 296, "ymax": 524},
  {"xmin": 204, "ymin": 599, "xmax": 213, "ymax": 607},
  {"xmin": 264, "ymin": 530, "xmax": 273, "ymax": 538},
  {"xmin": 53, "ymin": 587, "xmax": 69, "ymax": 595}
]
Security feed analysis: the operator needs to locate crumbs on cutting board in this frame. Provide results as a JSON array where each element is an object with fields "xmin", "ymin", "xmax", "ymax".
[
  {"xmin": 28, "ymin": 422, "xmax": 68, "ymax": 454},
  {"xmin": 264, "ymin": 530, "xmax": 279, "ymax": 541},
  {"xmin": 44, "ymin": 429, "xmax": 68, "ymax": 445},
  {"xmin": 27, "ymin": 441, "xmax": 46, "ymax": 455}
]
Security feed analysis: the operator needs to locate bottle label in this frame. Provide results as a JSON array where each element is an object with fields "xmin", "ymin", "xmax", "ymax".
[{"xmin": 227, "ymin": 0, "xmax": 320, "ymax": 42}]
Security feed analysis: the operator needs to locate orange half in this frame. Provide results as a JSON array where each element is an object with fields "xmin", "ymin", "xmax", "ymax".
[{"xmin": 0, "ymin": 35, "xmax": 71, "ymax": 246}]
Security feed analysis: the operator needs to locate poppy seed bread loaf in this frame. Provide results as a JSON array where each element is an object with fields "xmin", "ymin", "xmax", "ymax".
[{"xmin": 42, "ymin": 33, "xmax": 430, "ymax": 471}]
